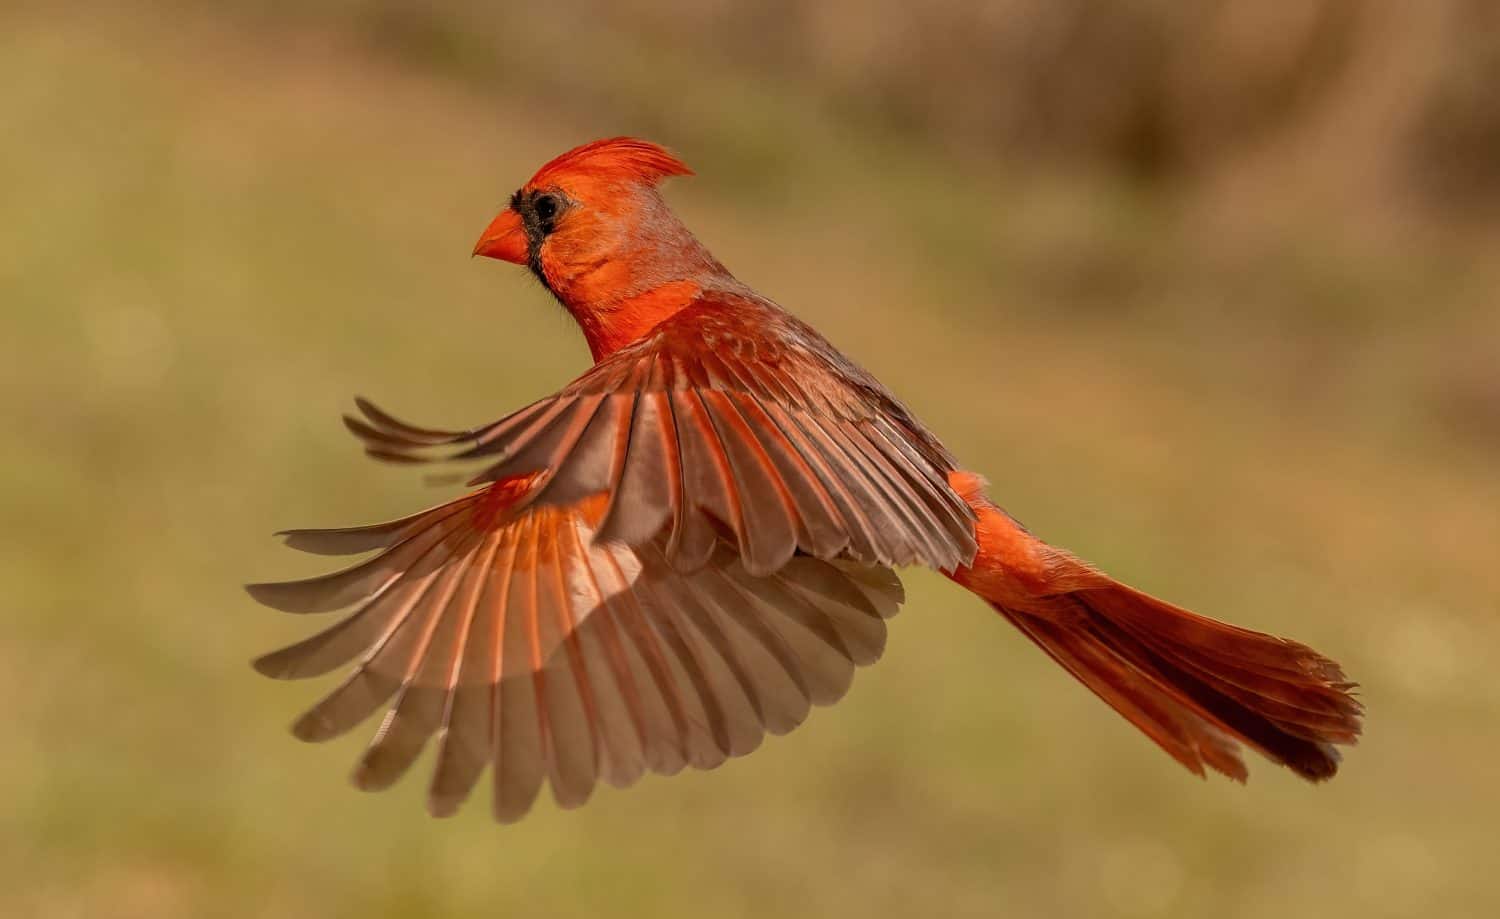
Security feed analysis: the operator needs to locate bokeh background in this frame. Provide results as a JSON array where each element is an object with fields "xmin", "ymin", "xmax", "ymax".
[{"xmin": 5, "ymin": 1, "xmax": 1499, "ymax": 917}]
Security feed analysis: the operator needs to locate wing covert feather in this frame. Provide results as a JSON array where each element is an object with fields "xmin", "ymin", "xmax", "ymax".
[{"xmin": 342, "ymin": 292, "xmax": 976, "ymax": 573}]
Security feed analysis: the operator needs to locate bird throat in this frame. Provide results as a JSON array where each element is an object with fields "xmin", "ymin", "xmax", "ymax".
[{"xmin": 567, "ymin": 279, "xmax": 703, "ymax": 362}]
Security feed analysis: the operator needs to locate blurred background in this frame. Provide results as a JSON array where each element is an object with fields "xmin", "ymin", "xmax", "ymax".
[{"xmin": 5, "ymin": 1, "xmax": 1498, "ymax": 916}]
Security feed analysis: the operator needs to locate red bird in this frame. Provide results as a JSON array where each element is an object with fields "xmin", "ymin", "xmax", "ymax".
[{"xmin": 250, "ymin": 138, "xmax": 1362, "ymax": 822}]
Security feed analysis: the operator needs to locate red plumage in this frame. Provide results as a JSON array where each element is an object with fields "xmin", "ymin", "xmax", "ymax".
[
  {"xmin": 530, "ymin": 136, "xmax": 694, "ymax": 188},
  {"xmin": 251, "ymin": 138, "xmax": 1362, "ymax": 821}
]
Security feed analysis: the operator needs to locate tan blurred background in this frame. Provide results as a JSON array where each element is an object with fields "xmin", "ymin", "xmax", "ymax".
[{"xmin": 4, "ymin": 1, "xmax": 1498, "ymax": 917}]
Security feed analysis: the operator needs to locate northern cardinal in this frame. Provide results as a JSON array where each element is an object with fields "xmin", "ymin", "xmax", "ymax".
[{"xmin": 250, "ymin": 138, "xmax": 1361, "ymax": 822}]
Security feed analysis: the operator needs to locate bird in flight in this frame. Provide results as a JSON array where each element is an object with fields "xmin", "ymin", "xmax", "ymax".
[{"xmin": 248, "ymin": 138, "xmax": 1362, "ymax": 822}]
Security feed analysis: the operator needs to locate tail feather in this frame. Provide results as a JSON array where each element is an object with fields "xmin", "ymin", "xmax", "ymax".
[
  {"xmin": 997, "ymin": 580, "xmax": 1361, "ymax": 782},
  {"xmin": 997, "ymin": 605, "xmax": 1252, "ymax": 780}
]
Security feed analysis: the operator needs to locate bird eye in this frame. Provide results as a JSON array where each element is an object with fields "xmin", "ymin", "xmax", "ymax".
[{"xmin": 533, "ymin": 194, "xmax": 559, "ymax": 221}]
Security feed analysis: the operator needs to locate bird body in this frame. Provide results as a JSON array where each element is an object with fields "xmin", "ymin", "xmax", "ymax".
[{"xmin": 250, "ymin": 138, "xmax": 1361, "ymax": 821}]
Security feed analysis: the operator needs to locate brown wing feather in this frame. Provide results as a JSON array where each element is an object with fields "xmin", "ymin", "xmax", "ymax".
[
  {"xmin": 423, "ymin": 528, "xmax": 505, "ymax": 814},
  {"xmin": 248, "ymin": 484, "xmax": 904, "ymax": 822},
  {"xmin": 342, "ymin": 292, "xmax": 977, "ymax": 573}
]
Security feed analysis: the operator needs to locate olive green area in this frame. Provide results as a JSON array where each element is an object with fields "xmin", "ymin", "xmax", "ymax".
[{"xmin": 4, "ymin": 4, "xmax": 1497, "ymax": 918}]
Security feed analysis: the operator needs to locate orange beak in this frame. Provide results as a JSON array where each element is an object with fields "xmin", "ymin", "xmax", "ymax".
[{"xmin": 472, "ymin": 208, "xmax": 528, "ymax": 263}]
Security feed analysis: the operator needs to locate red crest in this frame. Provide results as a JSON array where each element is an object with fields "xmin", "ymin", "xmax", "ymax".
[{"xmin": 527, "ymin": 137, "xmax": 693, "ymax": 188}]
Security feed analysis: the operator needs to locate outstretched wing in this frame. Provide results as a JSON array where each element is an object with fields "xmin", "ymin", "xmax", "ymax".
[
  {"xmin": 248, "ymin": 483, "xmax": 902, "ymax": 822},
  {"xmin": 345, "ymin": 292, "xmax": 978, "ymax": 575}
]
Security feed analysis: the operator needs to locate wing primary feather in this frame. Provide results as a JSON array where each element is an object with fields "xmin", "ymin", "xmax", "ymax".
[
  {"xmin": 363, "ymin": 447, "xmax": 433, "ymax": 465},
  {"xmin": 832, "ymin": 560, "xmax": 905, "ymax": 621},
  {"xmin": 756, "ymin": 401, "xmax": 881, "ymax": 560},
  {"xmin": 862, "ymin": 419, "xmax": 976, "ymax": 563},
  {"xmin": 657, "ymin": 388, "xmax": 704, "ymax": 571},
  {"xmin": 594, "ymin": 543, "xmax": 696, "ymax": 773},
  {"xmin": 855, "ymin": 421, "xmax": 962, "ymax": 535},
  {"xmin": 247, "ymin": 507, "xmax": 473, "ymax": 614},
  {"xmin": 592, "ymin": 385, "xmax": 640, "ymax": 533},
  {"xmin": 524, "ymin": 393, "xmax": 628, "ymax": 509},
  {"xmin": 355, "ymin": 397, "xmax": 466, "ymax": 442},
  {"xmin": 427, "ymin": 528, "xmax": 506, "ymax": 816},
  {"xmin": 251, "ymin": 517, "xmax": 474, "ymax": 679},
  {"xmin": 343, "ymin": 414, "xmax": 430, "ymax": 453},
  {"xmin": 652, "ymin": 557, "xmax": 768, "ymax": 730},
  {"xmin": 281, "ymin": 543, "xmax": 459, "ymax": 742},
  {"xmin": 809, "ymin": 413, "xmax": 931, "ymax": 567},
  {"xmin": 741, "ymin": 569, "xmax": 854, "ymax": 662},
  {"xmin": 666, "ymin": 389, "xmax": 739, "ymax": 571},
  {"xmin": 868, "ymin": 417, "xmax": 968, "ymax": 512},
  {"xmin": 276, "ymin": 495, "xmax": 480, "ymax": 556},
  {"xmin": 468, "ymin": 395, "xmax": 611, "ymax": 501},
  {"xmin": 595, "ymin": 389, "xmax": 676, "ymax": 547},
  {"xmin": 775, "ymin": 407, "xmax": 900, "ymax": 563},
  {"xmin": 350, "ymin": 529, "xmax": 485, "ymax": 791},
  {"xmin": 776, "ymin": 557, "xmax": 888, "ymax": 665},
  {"xmin": 457, "ymin": 397, "xmax": 577, "ymax": 462},
  {"xmin": 698, "ymin": 389, "xmax": 799, "ymax": 576},
  {"xmin": 726, "ymin": 393, "xmax": 849, "ymax": 559},
  {"xmin": 493, "ymin": 517, "xmax": 545, "ymax": 823},
  {"xmin": 559, "ymin": 519, "xmax": 649, "ymax": 788},
  {"xmin": 720, "ymin": 565, "xmax": 858, "ymax": 708},
  {"xmin": 590, "ymin": 543, "xmax": 685, "ymax": 777},
  {"xmin": 693, "ymin": 564, "xmax": 813, "ymax": 722},
  {"xmin": 639, "ymin": 565, "xmax": 763, "ymax": 756},
  {"xmin": 833, "ymin": 418, "xmax": 951, "ymax": 568},
  {"xmin": 629, "ymin": 574, "xmax": 736, "ymax": 763},
  {"xmin": 538, "ymin": 515, "xmax": 601, "ymax": 809}
]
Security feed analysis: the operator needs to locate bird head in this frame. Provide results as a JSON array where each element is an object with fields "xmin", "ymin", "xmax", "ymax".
[{"xmin": 473, "ymin": 138, "xmax": 726, "ymax": 329}]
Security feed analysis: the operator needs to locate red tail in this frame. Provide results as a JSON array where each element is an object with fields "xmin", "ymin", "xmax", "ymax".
[{"xmin": 946, "ymin": 472, "xmax": 1362, "ymax": 781}]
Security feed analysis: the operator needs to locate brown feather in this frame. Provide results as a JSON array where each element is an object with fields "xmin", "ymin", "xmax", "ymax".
[
  {"xmin": 250, "ymin": 481, "xmax": 905, "ymax": 820},
  {"xmin": 343, "ymin": 291, "xmax": 977, "ymax": 574}
]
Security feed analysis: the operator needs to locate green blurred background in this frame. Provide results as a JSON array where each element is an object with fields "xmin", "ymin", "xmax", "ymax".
[{"xmin": 5, "ymin": 1, "xmax": 1498, "ymax": 916}]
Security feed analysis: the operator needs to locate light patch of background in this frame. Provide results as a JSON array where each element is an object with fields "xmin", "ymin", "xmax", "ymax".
[{"xmin": 4, "ymin": 2, "xmax": 1498, "ymax": 917}]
